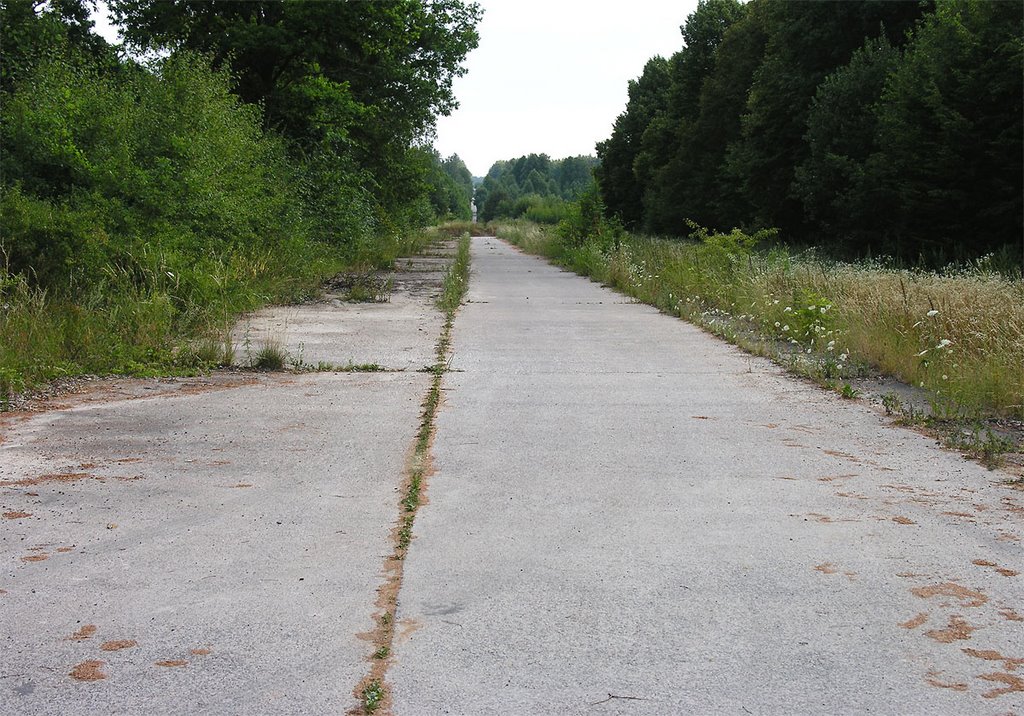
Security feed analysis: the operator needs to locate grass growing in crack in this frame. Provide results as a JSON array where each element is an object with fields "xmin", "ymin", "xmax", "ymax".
[
  {"xmin": 251, "ymin": 339, "xmax": 287, "ymax": 371},
  {"xmin": 291, "ymin": 359, "xmax": 386, "ymax": 373},
  {"xmin": 352, "ymin": 233, "xmax": 471, "ymax": 715},
  {"xmin": 362, "ymin": 680, "xmax": 384, "ymax": 714},
  {"xmin": 394, "ymin": 234, "xmax": 470, "ymax": 562}
]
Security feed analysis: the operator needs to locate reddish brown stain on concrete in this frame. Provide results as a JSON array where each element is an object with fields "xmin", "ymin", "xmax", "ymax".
[
  {"xmin": 100, "ymin": 640, "xmax": 137, "ymax": 651},
  {"xmin": 912, "ymin": 582, "xmax": 988, "ymax": 607},
  {"xmin": 68, "ymin": 624, "xmax": 97, "ymax": 641},
  {"xmin": 899, "ymin": 613, "xmax": 929, "ymax": 629},
  {"xmin": 978, "ymin": 672, "xmax": 1024, "ymax": 699},
  {"xmin": 925, "ymin": 615, "xmax": 976, "ymax": 643},
  {"xmin": 155, "ymin": 659, "xmax": 188, "ymax": 667},
  {"xmin": 962, "ymin": 649, "xmax": 1024, "ymax": 672},
  {"xmin": 2, "ymin": 511, "xmax": 32, "ymax": 519},
  {"xmin": 70, "ymin": 660, "xmax": 106, "ymax": 681}
]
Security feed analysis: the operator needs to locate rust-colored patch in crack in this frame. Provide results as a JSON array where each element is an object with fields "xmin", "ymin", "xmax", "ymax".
[
  {"xmin": 70, "ymin": 660, "xmax": 107, "ymax": 681},
  {"xmin": 892, "ymin": 516, "xmax": 916, "ymax": 525},
  {"xmin": 805, "ymin": 512, "xmax": 857, "ymax": 523},
  {"xmin": 912, "ymin": 582, "xmax": 988, "ymax": 607},
  {"xmin": 817, "ymin": 476, "xmax": 840, "ymax": 483},
  {"xmin": 925, "ymin": 670, "xmax": 968, "ymax": 692},
  {"xmin": 1, "ymin": 472, "xmax": 97, "ymax": 488},
  {"xmin": 21, "ymin": 553, "xmax": 48, "ymax": 562},
  {"xmin": 999, "ymin": 608, "xmax": 1023, "ymax": 622},
  {"xmin": 56, "ymin": 546, "xmax": 74, "ymax": 553},
  {"xmin": 190, "ymin": 648, "xmax": 212, "ymax": 655},
  {"xmin": 229, "ymin": 483, "xmax": 253, "ymax": 489},
  {"xmin": 977, "ymin": 672, "xmax": 1024, "ymax": 698},
  {"xmin": 962, "ymin": 649, "xmax": 1024, "ymax": 672},
  {"xmin": 67, "ymin": 624, "xmax": 97, "ymax": 641},
  {"xmin": 100, "ymin": 640, "xmax": 137, "ymax": 651},
  {"xmin": 815, "ymin": 562, "xmax": 838, "ymax": 574},
  {"xmin": 925, "ymin": 615, "xmax": 976, "ymax": 643},
  {"xmin": 836, "ymin": 491, "xmax": 868, "ymax": 500},
  {"xmin": 155, "ymin": 659, "xmax": 188, "ymax": 667},
  {"xmin": 3, "ymin": 510, "xmax": 32, "ymax": 519},
  {"xmin": 691, "ymin": 415, "xmax": 712, "ymax": 420},
  {"xmin": 972, "ymin": 559, "xmax": 1020, "ymax": 577},
  {"xmin": 900, "ymin": 612, "xmax": 929, "ymax": 629},
  {"xmin": 822, "ymin": 448, "xmax": 860, "ymax": 462}
]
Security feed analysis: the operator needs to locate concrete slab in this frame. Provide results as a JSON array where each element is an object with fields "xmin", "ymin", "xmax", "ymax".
[
  {"xmin": 0, "ymin": 371, "xmax": 430, "ymax": 714},
  {"xmin": 232, "ymin": 247, "xmax": 453, "ymax": 371},
  {"xmin": 0, "ymin": 371, "xmax": 428, "ymax": 715},
  {"xmin": 389, "ymin": 237, "xmax": 1023, "ymax": 714}
]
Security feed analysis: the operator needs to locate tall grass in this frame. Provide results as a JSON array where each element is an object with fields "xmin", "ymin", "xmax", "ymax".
[{"xmin": 496, "ymin": 221, "xmax": 1023, "ymax": 419}]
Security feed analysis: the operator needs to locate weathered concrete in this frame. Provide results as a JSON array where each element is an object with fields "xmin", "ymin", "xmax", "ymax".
[
  {"xmin": 0, "ymin": 247, "xmax": 454, "ymax": 714},
  {"xmin": 389, "ymin": 237, "xmax": 1023, "ymax": 714}
]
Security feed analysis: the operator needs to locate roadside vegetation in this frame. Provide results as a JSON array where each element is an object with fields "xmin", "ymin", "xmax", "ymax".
[{"xmin": 0, "ymin": 0, "xmax": 482, "ymax": 409}]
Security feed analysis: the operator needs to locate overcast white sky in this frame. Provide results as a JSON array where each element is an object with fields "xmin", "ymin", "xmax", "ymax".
[
  {"xmin": 437, "ymin": 0, "xmax": 697, "ymax": 175},
  {"xmin": 93, "ymin": 0, "xmax": 698, "ymax": 177}
]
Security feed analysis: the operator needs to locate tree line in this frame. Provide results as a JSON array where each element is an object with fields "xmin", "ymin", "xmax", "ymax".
[
  {"xmin": 474, "ymin": 153, "xmax": 598, "ymax": 223},
  {"xmin": 595, "ymin": 0, "xmax": 1022, "ymax": 265},
  {"xmin": 0, "ymin": 0, "xmax": 480, "ymax": 295}
]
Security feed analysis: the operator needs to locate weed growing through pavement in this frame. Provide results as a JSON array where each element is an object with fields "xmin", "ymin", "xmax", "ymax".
[
  {"xmin": 353, "ymin": 233, "xmax": 471, "ymax": 715},
  {"xmin": 362, "ymin": 680, "xmax": 384, "ymax": 714},
  {"xmin": 251, "ymin": 338, "xmax": 287, "ymax": 371}
]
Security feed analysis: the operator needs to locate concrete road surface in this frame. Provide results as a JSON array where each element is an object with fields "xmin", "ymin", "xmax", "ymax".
[{"xmin": 389, "ymin": 237, "xmax": 1023, "ymax": 715}]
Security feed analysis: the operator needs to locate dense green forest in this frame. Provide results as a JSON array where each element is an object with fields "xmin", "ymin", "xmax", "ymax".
[
  {"xmin": 0, "ymin": 0, "xmax": 480, "ymax": 399},
  {"xmin": 474, "ymin": 153, "xmax": 598, "ymax": 223},
  {"xmin": 595, "ymin": 0, "xmax": 1023, "ymax": 265}
]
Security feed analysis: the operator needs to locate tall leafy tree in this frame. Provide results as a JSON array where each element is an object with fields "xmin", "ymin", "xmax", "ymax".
[
  {"xmin": 595, "ymin": 57, "xmax": 670, "ymax": 228},
  {"xmin": 793, "ymin": 35, "xmax": 902, "ymax": 256},
  {"xmin": 109, "ymin": 0, "xmax": 482, "ymax": 218},
  {"xmin": 641, "ymin": 0, "xmax": 746, "ymax": 233},
  {"xmin": 874, "ymin": 0, "xmax": 1023, "ymax": 261},
  {"xmin": 726, "ymin": 0, "xmax": 928, "ymax": 234}
]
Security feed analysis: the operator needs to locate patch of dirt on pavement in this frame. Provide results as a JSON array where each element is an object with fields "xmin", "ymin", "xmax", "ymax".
[
  {"xmin": 100, "ymin": 640, "xmax": 137, "ymax": 651},
  {"xmin": 21, "ymin": 553, "xmax": 48, "ymax": 562},
  {"xmin": 899, "ymin": 612, "xmax": 929, "ymax": 629},
  {"xmin": 892, "ymin": 515, "xmax": 916, "ymax": 525},
  {"xmin": 962, "ymin": 649, "xmax": 1024, "ymax": 672},
  {"xmin": 977, "ymin": 672, "xmax": 1024, "ymax": 699},
  {"xmin": 3, "ymin": 510, "xmax": 32, "ymax": 519},
  {"xmin": 998, "ymin": 608, "xmax": 1023, "ymax": 622},
  {"xmin": 924, "ymin": 670, "xmax": 968, "ymax": 692},
  {"xmin": 67, "ymin": 624, "xmax": 97, "ymax": 641},
  {"xmin": 155, "ymin": 659, "xmax": 188, "ymax": 667},
  {"xmin": 70, "ymin": 660, "xmax": 107, "ymax": 681},
  {"xmin": 925, "ymin": 615, "xmax": 976, "ymax": 643},
  {"xmin": 814, "ymin": 562, "xmax": 838, "ymax": 574},
  {"xmin": 911, "ymin": 582, "xmax": 988, "ymax": 608},
  {"xmin": 972, "ymin": 559, "xmax": 1019, "ymax": 577},
  {"xmin": 190, "ymin": 648, "xmax": 212, "ymax": 655},
  {"xmin": 1, "ymin": 473, "xmax": 97, "ymax": 488}
]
